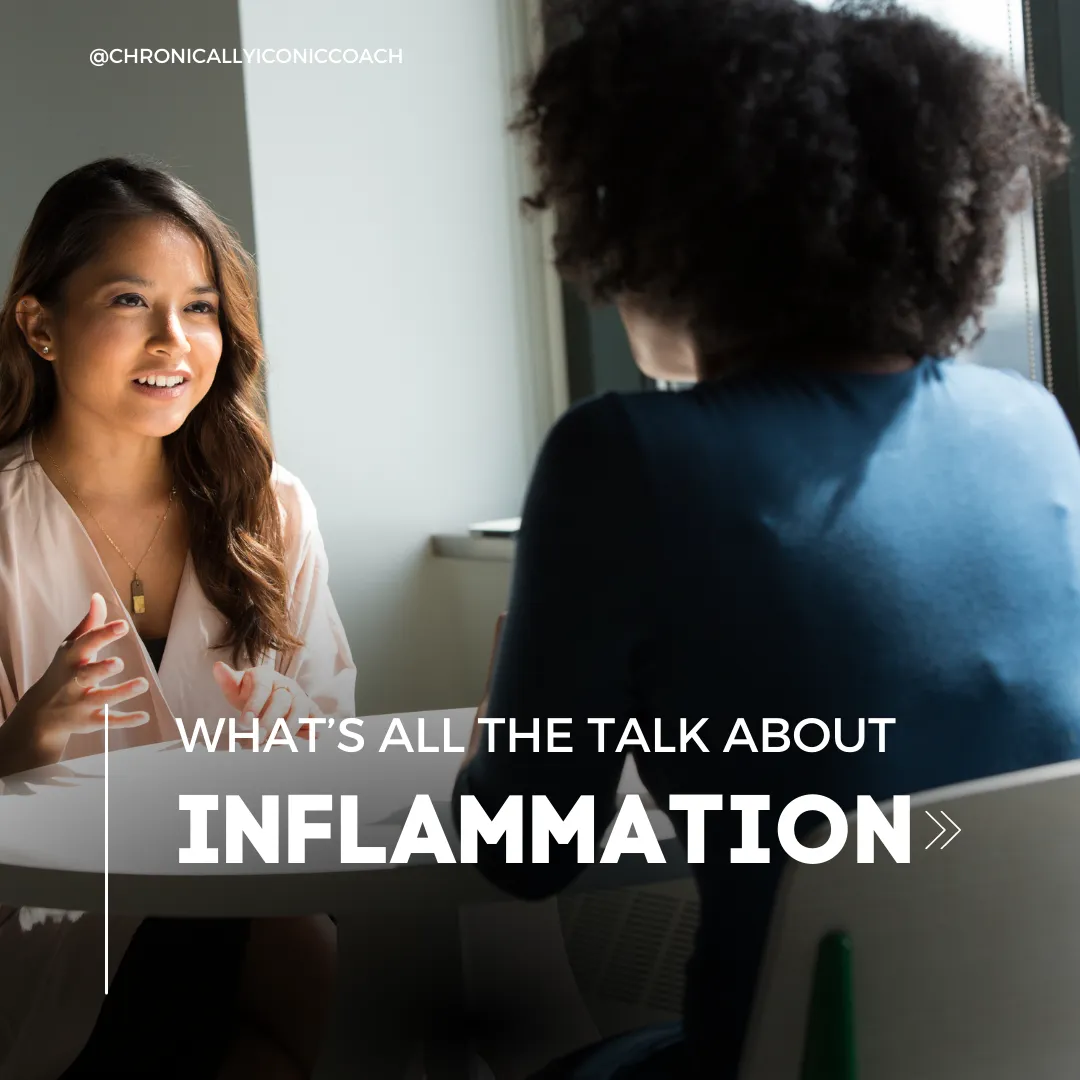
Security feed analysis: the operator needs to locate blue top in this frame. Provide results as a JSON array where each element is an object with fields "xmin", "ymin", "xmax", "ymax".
[{"xmin": 454, "ymin": 358, "xmax": 1080, "ymax": 1076}]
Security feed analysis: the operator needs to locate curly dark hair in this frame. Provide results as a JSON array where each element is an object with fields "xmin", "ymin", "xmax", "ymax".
[{"xmin": 513, "ymin": 0, "xmax": 1072, "ymax": 375}]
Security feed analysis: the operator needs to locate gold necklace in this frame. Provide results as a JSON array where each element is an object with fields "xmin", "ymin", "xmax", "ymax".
[{"xmin": 39, "ymin": 436, "xmax": 176, "ymax": 616}]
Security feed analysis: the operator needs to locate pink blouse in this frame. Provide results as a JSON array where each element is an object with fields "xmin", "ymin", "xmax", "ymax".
[{"xmin": 0, "ymin": 433, "xmax": 357, "ymax": 1079}]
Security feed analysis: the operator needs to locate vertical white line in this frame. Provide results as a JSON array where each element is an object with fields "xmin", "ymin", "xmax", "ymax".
[{"xmin": 104, "ymin": 701, "xmax": 109, "ymax": 995}]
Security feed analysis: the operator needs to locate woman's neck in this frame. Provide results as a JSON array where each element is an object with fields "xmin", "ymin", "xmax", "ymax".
[
  {"xmin": 815, "ymin": 352, "xmax": 918, "ymax": 374},
  {"xmin": 699, "ymin": 344, "xmax": 919, "ymax": 380},
  {"xmin": 34, "ymin": 411, "xmax": 171, "ymax": 503}
]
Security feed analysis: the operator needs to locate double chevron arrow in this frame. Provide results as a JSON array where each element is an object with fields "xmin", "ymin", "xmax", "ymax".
[{"xmin": 924, "ymin": 810, "xmax": 962, "ymax": 850}]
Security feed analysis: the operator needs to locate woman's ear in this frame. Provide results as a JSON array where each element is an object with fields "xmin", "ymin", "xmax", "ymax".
[{"xmin": 14, "ymin": 296, "xmax": 55, "ymax": 360}]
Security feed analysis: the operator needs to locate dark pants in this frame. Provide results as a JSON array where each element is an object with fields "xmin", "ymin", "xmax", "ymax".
[{"xmin": 60, "ymin": 917, "xmax": 252, "ymax": 1080}]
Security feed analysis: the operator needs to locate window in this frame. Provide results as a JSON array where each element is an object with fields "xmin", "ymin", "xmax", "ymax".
[
  {"xmin": 805, "ymin": 0, "xmax": 1045, "ymax": 384},
  {"xmin": 1026, "ymin": 0, "xmax": 1080, "ymax": 433},
  {"xmin": 553, "ymin": 0, "xmax": 1069, "ymax": 407}
]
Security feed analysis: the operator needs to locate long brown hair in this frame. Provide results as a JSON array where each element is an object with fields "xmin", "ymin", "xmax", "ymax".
[{"xmin": 0, "ymin": 156, "xmax": 302, "ymax": 666}]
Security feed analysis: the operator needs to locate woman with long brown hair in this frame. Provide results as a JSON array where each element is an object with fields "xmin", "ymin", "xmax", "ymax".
[{"xmin": 0, "ymin": 157, "xmax": 354, "ymax": 1078}]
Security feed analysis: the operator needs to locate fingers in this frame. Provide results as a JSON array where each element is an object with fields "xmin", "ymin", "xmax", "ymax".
[
  {"xmin": 295, "ymin": 708, "xmax": 319, "ymax": 740},
  {"xmin": 212, "ymin": 661, "xmax": 246, "ymax": 708},
  {"xmin": 67, "ymin": 621, "xmax": 129, "ymax": 665},
  {"xmin": 259, "ymin": 686, "xmax": 293, "ymax": 725},
  {"xmin": 104, "ymin": 709, "xmax": 151, "ymax": 729},
  {"xmin": 217, "ymin": 664, "xmax": 312, "ymax": 745},
  {"xmin": 217, "ymin": 664, "xmax": 275, "ymax": 744},
  {"xmin": 66, "ymin": 593, "xmax": 107, "ymax": 643},
  {"xmin": 241, "ymin": 670, "xmax": 274, "ymax": 729},
  {"xmin": 262, "ymin": 680, "xmax": 318, "ymax": 742},
  {"xmin": 275, "ymin": 694, "xmax": 303, "ymax": 735},
  {"xmin": 72, "ymin": 707, "xmax": 151, "ymax": 734},
  {"xmin": 81, "ymin": 676, "xmax": 150, "ymax": 709},
  {"xmin": 72, "ymin": 656, "xmax": 124, "ymax": 689},
  {"xmin": 255, "ymin": 688, "xmax": 295, "ymax": 746},
  {"xmin": 285, "ymin": 692, "xmax": 324, "ymax": 739}
]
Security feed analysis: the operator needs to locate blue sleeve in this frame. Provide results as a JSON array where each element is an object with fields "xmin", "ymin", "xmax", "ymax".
[{"xmin": 453, "ymin": 393, "xmax": 658, "ymax": 898}]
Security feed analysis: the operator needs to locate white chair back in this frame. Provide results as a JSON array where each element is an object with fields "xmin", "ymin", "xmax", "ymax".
[{"xmin": 739, "ymin": 759, "xmax": 1080, "ymax": 1079}]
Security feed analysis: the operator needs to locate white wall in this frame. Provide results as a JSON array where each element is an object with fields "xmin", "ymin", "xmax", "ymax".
[{"xmin": 239, "ymin": 0, "xmax": 553, "ymax": 714}]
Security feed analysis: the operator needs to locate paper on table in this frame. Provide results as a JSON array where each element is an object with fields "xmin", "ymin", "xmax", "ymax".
[{"xmin": 468, "ymin": 518, "xmax": 521, "ymax": 536}]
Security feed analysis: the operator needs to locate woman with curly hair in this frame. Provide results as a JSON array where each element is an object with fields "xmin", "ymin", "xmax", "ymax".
[
  {"xmin": 0, "ymin": 158, "xmax": 353, "ymax": 1078},
  {"xmin": 454, "ymin": 0, "xmax": 1078, "ymax": 1077}
]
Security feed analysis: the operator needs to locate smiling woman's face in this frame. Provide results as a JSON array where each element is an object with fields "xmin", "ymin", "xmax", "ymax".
[{"xmin": 27, "ymin": 215, "xmax": 223, "ymax": 439}]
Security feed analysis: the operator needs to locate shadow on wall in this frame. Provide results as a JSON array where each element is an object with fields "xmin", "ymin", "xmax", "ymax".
[{"xmin": 343, "ymin": 546, "xmax": 511, "ymax": 718}]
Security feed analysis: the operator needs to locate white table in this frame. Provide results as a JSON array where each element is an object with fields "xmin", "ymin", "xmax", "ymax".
[{"xmin": 0, "ymin": 709, "xmax": 689, "ymax": 1079}]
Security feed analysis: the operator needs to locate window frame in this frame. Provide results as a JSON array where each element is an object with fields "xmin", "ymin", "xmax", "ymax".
[{"xmin": 1027, "ymin": 0, "xmax": 1080, "ymax": 435}]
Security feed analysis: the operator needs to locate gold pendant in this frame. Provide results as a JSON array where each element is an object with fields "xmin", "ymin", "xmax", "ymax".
[{"xmin": 131, "ymin": 576, "xmax": 146, "ymax": 615}]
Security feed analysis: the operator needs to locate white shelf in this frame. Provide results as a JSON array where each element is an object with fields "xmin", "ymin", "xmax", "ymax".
[{"xmin": 430, "ymin": 534, "xmax": 516, "ymax": 562}]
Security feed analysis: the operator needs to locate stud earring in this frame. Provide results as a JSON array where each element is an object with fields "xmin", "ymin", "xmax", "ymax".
[{"xmin": 42, "ymin": 347, "xmax": 49, "ymax": 354}]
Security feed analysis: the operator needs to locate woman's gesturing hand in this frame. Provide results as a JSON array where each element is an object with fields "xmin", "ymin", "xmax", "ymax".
[
  {"xmin": 0, "ymin": 593, "xmax": 150, "ymax": 777},
  {"xmin": 212, "ymin": 661, "xmax": 321, "ymax": 747}
]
